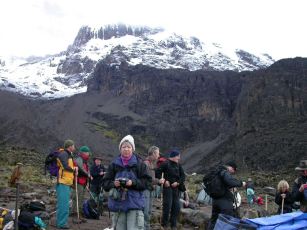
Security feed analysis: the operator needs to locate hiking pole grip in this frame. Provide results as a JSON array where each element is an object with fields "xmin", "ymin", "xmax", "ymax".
[{"xmin": 281, "ymin": 197, "xmax": 284, "ymax": 214}]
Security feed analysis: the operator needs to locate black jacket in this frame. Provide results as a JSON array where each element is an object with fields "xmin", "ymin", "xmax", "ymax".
[
  {"xmin": 292, "ymin": 176, "xmax": 307, "ymax": 202},
  {"xmin": 90, "ymin": 164, "xmax": 105, "ymax": 186},
  {"xmin": 218, "ymin": 166, "xmax": 243, "ymax": 201},
  {"xmin": 275, "ymin": 191, "xmax": 294, "ymax": 214},
  {"xmin": 155, "ymin": 160, "xmax": 186, "ymax": 191}
]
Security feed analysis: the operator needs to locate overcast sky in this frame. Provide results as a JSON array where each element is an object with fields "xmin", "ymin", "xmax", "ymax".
[{"xmin": 0, "ymin": 0, "xmax": 306, "ymax": 60}]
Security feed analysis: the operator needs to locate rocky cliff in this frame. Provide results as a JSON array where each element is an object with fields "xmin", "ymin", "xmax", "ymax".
[{"xmin": 0, "ymin": 58, "xmax": 306, "ymax": 173}]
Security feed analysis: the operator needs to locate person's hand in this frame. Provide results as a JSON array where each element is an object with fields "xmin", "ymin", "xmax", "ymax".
[
  {"xmin": 74, "ymin": 167, "xmax": 78, "ymax": 176},
  {"xmin": 159, "ymin": 178, "xmax": 165, "ymax": 184},
  {"xmin": 281, "ymin": 193, "xmax": 286, "ymax": 199},
  {"xmin": 299, "ymin": 184, "xmax": 305, "ymax": 193},
  {"xmin": 99, "ymin": 171, "xmax": 105, "ymax": 176},
  {"xmin": 171, "ymin": 182, "xmax": 179, "ymax": 188},
  {"xmin": 164, "ymin": 180, "xmax": 170, "ymax": 187},
  {"xmin": 126, "ymin": 179, "xmax": 133, "ymax": 187},
  {"xmin": 114, "ymin": 180, "xmax": 120, "ymax": 188},
  {"xmin": 242, "ymin": 181, "xmax": 246, "ymax": 187}
]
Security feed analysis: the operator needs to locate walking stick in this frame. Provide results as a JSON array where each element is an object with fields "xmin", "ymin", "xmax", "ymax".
[
  {"xmin": 9, "ymin": 162, "xmax": 23, "ymax": 230},
  {"xmin": 75, "ymin": 174, "xmax": 80, "ymax": 221},
  {"xmin": 281, "ymin": 196, "xmax": 285, "ymax": 214}
]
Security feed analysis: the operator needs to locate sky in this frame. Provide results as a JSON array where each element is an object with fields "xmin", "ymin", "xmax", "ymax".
[{"xmin": 0, "ymin": 0, "xmax": 306, "ymax": 60}]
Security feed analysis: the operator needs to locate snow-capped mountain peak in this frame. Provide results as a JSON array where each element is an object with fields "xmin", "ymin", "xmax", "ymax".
[{"xmin": 0, "ymin": 24, "xmax": 274, "ymax": 99}]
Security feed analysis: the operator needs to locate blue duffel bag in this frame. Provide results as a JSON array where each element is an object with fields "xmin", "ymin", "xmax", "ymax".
[{"xmin": 214, "ymin": 214, "xmax": 257, "ymax": 230}]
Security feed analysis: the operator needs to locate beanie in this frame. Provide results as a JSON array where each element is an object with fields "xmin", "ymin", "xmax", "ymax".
[
  {"xmin": 169, "ymin": 150, "xmax": 180, "ymax": 158},
  {"xmin": 226, "ymin": 161, "xmax": 237, "ymax": 171},
  {"xmin": 119, "ymin": 135, "xmax": 135, "ymax": 151},
  {"xmin": 64, "ymin": 139, "xmax": 74, "ymax": 149},
  {"xmin": 79, "ymin": 145, "xmax": 90, "ymax": 153}
]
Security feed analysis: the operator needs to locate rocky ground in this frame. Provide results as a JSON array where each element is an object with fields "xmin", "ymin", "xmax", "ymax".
[{"xmin": 0, "ymin": 178, "xmax": 278, "ymax": 230}]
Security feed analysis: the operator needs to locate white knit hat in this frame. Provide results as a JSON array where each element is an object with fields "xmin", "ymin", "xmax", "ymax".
[{"xmin": 119, "ymin": 135, "xmax": 135, "ymax": 151}]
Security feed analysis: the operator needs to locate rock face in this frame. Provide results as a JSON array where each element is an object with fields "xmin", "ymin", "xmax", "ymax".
[
  {"xmin": 198, "ymin": 58, "xmax": 307, "ymax": 172},
  {"xmin": 0, "ymin": 58, "xmax": 306, "ymax": 173},
  {"xmin": 87, "ymin": 61, "xmax": 243, "ymax": 150},
  {"xmin": 70, "ymin": 24, "xmax": 163, "ymax": 48}
]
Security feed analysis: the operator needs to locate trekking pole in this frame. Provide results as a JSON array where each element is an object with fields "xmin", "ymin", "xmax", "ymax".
[
  {"xmin": 160, "ymin": 172, "xmax": 164, "ymax": 225},
  {"xmin": 85, "ymin": 186, "xmax": 96, "ymax": 201},
  {"xmin": 281, "ymin": 196, "xmax": 285, "ymax": 214},
  {"xmin": 160, "ymin": 172, "xmax": 164, "ymax": 202},
  {"xmin": 75, "ymin": 174, "xmax": 80, "ymax": 221}
]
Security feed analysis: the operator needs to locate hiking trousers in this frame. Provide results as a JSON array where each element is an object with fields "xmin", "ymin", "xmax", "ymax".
[
  {"xmin": 161, "ymin": 187, "xmax": 180, "ymax": 228},
  {"xmin": 72, "ymin": 183, "xmax": 86, "ymax": 215},
  {"xmin": 208, "ymin": 197, "xmax": 234, "ymax": 230},
  {"xmin": 111, "ymin": 210, "xmax": 144, "ymax": 230},
  {"xmin": 144, "ymin": 189, "xmax": 154, "ymax": 230},
  {"xmin": 56, "ymin": 183, "xmax": 71, "ymax": 228}
]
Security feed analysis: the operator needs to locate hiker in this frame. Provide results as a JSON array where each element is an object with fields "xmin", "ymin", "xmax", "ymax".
[
  {"xmin": 155, "ymin": 153, "xmax": 168, "ymax": 198},
  {"xmin": 103, "ymin": 135, "xmax": 152, "ymax": 230},
  {"xmin": 180, "ymin": 191, "xmax": 196, "ymax": 209},
  {"xmin": 275, "ymin": 180, "xmax": 293, "ymax": 214},
  {"xmin": 292, "ymin": 160, "xmax": 307, "ymax": 212},
  {"xmin": 143, "ymin": 146, "xmax": 165, "ymax": 230},
  {"xmin": 90, "ymin": 156, "xmax": 106, "ymax": 203},
  {"xmin": 246, "ymin": 178, "xmax": 255, "ymax": 206},
  {"xmin": 56, "ymin": 139, "xmax": 77, "ymax": 229},
  {"xmin": 72, "ymin": 145, "xmax": 91, "ymax": 219},
  {"xmin": 156, "ymin": 150, "xmax": 186, "ymax": 230},
  {"xmin": 207, "ymin": 161, "xmax": 246, "ymax": 230}
]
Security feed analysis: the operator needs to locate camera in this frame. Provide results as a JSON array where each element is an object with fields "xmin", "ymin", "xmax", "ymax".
[{"xmin": 117, "ymin": 177, "xmax": 128, "ymax": 187}]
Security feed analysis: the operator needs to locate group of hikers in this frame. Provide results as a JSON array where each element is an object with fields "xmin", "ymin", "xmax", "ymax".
[
  {"xmin": 53, "ymin": 136, "xmax": 307, "ymax": 230},
  {"xmin": 3, "ymin": 135, "xmax": 306, "ymax": 230},
  {"xmin": 54, "ymin": 135, "xmax": 187, "ymax": 230}
]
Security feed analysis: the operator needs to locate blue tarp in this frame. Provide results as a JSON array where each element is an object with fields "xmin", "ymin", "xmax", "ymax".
[{"xmin": 245, "ymin": 211, "xmax": 307, "ymax": 230}]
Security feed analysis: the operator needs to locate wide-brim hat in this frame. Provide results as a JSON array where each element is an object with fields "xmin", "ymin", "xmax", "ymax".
[
  {"xmin": 93, "ymin": 156, "xmax": 103, "ymax": 161},
  {"xmin": 295, "ymin": 160, "xmax": 307, "ymax": 171}
]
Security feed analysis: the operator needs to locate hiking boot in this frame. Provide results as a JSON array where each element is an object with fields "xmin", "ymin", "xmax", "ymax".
[{"xmin": 80, "ymin": 217, "xmax": 87, "ymax": 223}]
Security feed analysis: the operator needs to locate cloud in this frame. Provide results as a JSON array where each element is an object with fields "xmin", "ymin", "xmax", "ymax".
[{"xmin": 0, "ymin": 0, "xmax": 306, "ymax": 59}]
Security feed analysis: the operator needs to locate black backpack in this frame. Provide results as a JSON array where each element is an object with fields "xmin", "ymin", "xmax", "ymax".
[{"xmin": 203, "ymin": 167, "xmax": 226, "ymax": 199}]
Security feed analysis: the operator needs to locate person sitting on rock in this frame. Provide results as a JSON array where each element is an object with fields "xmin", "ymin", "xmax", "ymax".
[
  {"xmin": 292, "ymin": 160, "xmax": 307, "ymax": 212},
  {"xmin": 275, "ymin": 180, "xmax": 293, "ymax": 214}
]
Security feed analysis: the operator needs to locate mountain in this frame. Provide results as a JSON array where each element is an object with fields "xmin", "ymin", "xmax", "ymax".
[
  {"xmin": 0, "ymin": 24, "xmax": 274, "ymax": 99},
  {"xmin": 0, "ymin": 57, "xmax": 306, "ymax": 173}
]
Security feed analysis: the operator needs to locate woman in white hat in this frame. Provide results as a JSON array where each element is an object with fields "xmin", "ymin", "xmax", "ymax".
[{"xmin": 103, "ymin": 135, "xmax": 151, "ymax": 230}]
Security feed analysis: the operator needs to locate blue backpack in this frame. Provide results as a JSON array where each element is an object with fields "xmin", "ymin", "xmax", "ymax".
[
  {"xmin": 83, "ymin": 199, "xmax": 99, "ymax": 219},
  {"xmin": 44, "ymin": 149, "xmax": 63, "ymax": 177}
]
